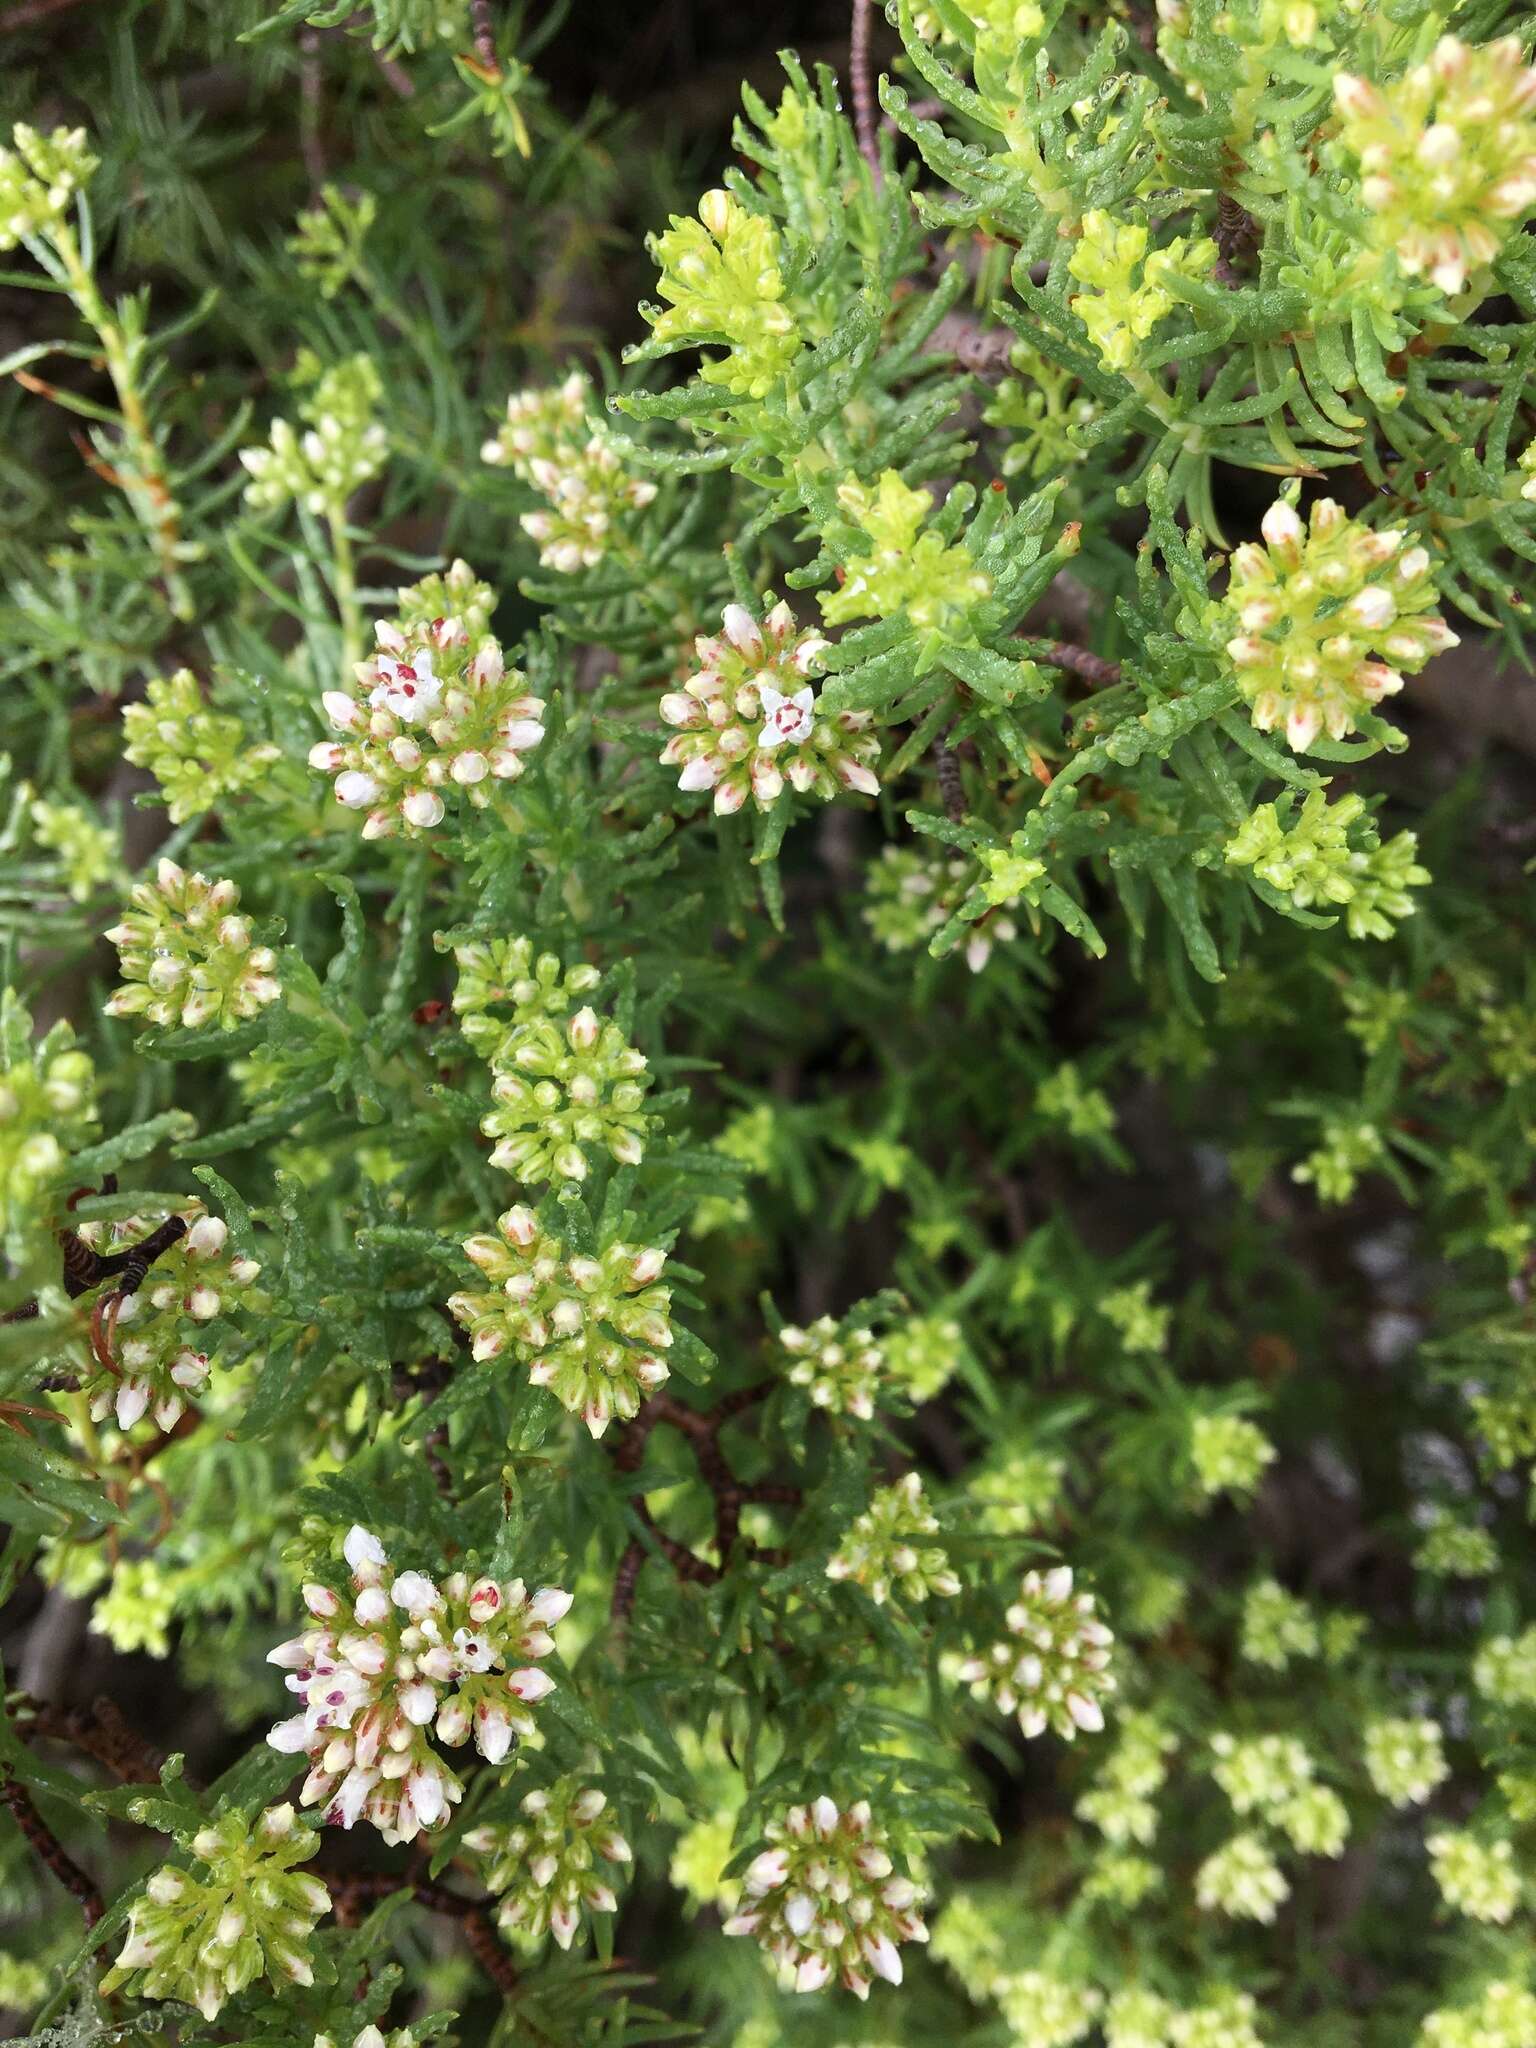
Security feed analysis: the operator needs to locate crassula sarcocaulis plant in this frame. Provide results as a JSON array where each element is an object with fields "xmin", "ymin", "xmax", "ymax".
[{"xmin": 3, "ymin": 4, "xmax": 1536, "ymax": 2046}]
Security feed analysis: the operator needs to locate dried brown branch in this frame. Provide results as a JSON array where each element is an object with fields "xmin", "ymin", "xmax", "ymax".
[
  {"xmin": 299, "ymin": 29, "xmax": 328, "ymax": 188},
  {"xmin": 468, "ymin": 0, "xmax": 498, "ymax": 74},
  {"xmin": 609, "ymin": 1385, "xmax": 799, "ymax": 1625},
  {"xmin": 2, "ymin": 1201, "xmax": 188, "ymax": 1331},
  {"xmin": 374, "ymin": 46, "xmax": 416, "ymax": 97},
  {"xmin": 850, "ymin": 1, "xmax": 882, "ymax": 181},
  {"xmin": 934, "ymin": 730, "xmax": 967, "ymax": 822},
  {"xmin": 1021, "ymin": 640, "xmax": 1124, "ymax": 689},
  {"xmin": 329, "ymin": 1869, "xmax": 524, "ymax": 2001},
  {"xmin": 2, "ymin": 1772, "xmax": 104, "ymax": 1925},
  {"xmin": 0, "ymin": 0, "xmax": 86, "ymax": 32},
  {"xmin": 16, "ymin": 1692, "xmax": 166, "ymax": 1784}
]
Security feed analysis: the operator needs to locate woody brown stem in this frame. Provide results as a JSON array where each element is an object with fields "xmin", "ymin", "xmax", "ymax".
[
  {"xmin": 0, "ymin": 0, "xmax": 87, "ymax": 34},
  {"xmin": 2, "ymin": 1772, "xmax": 103, "ymax": 1925},
  {"xmin": 1213, "ymin": 191, "xmax": 1260, "ymax": 285},
  {"xmin": 16, "ymin": 1692, "xmax": 166, "ymax": 1784},
  {"xmin": 2, "ymin": 1206, "xmax": 188, "ymax": 1328},
  {"xmin": 299, "ymin": 29, "xmax": 327, "ymax": 187},
  {"xmin": 850, "ymin": 1, "xmax": 881, "ymax": 181},
  {"xmin": 328, "ymin": 1868, "xmax": 530, "ymax": 2003},
  {"xmin": 608, "ymin": 1384, "xmax": 795, "ymax": 1623},
  {"xmin": 1018, "ymin": 639, "xmax": 1123, "ymax": 689},
  {"xmin": 934, "ymin": 731, "xmax": 967, "ymax": 822},
  {"xmin": 468, "ymin": 0, "xmax": 497, "ymax": 72}
]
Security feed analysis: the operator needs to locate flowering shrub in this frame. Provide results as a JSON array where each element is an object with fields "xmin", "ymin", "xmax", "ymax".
[
  {"xmin": 4, "ymin": 5, "xmax": 1536, "ymax": 2046},
  {"xmin": 266, "ymin": 1526, "xmax": 569, "ymax": 1837}
]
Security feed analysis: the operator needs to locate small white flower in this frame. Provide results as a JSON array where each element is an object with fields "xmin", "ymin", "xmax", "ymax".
[
  {"xmin": 344, "ymin": 1525, "xmax": 388, "ymax": 1575},
  {"xmin": 391, "ymin": 1570, "xmax": 441, "ymax": 1615},
  {"xmin": 475, "ymin": 1702, "xmax": 514, "ymax": 1764},
  {"xmin": 527, "ymin": 1585, "xmax": 575, "ymax": 1626},
  {"xmin": 508, "ymin": 1666, "xmax": 556, "ymax": 1701},
  {"xmin": 368, "ymin": 649, "xmax": 443, "ymax": 724},
  {"xmin": 757, "ymin": 684, "xmax": 816, "ymax": 750},
  {"xmin": 400, "ymin": 788, "xmax": 445, "ymax": 829},
  {"xmin": 452, "ymin": 1626, "xmax": 495, "ymax": 1672},
  {"xmin": 115, "ymin": 1377, "xmax": 151, "ymax": 1430},
  {"xmin": 335, "ymin": 769, "xmax": 382, "ymax": 809}
]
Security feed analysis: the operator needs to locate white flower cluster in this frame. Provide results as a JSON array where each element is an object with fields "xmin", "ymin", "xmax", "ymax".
[
  {"xmin": 1188, "ymin": 1412, "xmax": 1276, "ymax": 1500},
  {"xmin": 1194, "ymin": 1830, "xmax": 1289, "ymax": 1923},
  {"xmin": 78, "ymin": 1208, "xmax": 260, "ymax": 1431},
  {"xmin": 958, "ymin": 1564, "xmax": 1116, "ymax": 1741},
  {"xmin": 105, "ymin": 860, "xmax": 281, "ymax": 1033},
  {"xmin": 722, "ymin": 1796, "xmax": 928, "ymax": 1998},
  {"xmin": 1474, "ymin": 1625, "xmax": 1536, "ymax": 1706},
  {"xmin": 659, "ymin": 601, "xmax": 879, "ymax": 815},
  {"xmin": 1334, "ymin": 37, "xmax": 1536, "ymax": 298},
  {"xmin": 267, "ymin": 1525, "xmax": 570, "ymax": 1844},
  {"xmin": 240, "ymin": 355, "xmax": 386, "ymax": 515},
  {"xmin": 1212, "ymin": 1728, "xmax": 1310, "ymax": 1810},
  {"xmin": 311, "ymin": 597, "xmax": 545, "ymax": 840},
  {"xmin": 826, "ymin": 1473, "xmax": 960, "ymax": 1606},
  {"xmin": 445, "ymin": 931, "xmax": 654, "ymax": 1192},
  {"xmin": 881, "ymin": 1313, "xmax": 965, "ymax": 1401},
  {"xmin": 1106, "ymin": 1988, "xmax": 1268, "ymax": 2048},
  {"xmin": 466, "ymin": 1777, "xmax": 632, "ymax": 1951},
  {"xmin": 862, "ymin": 843, "xmax": 1018, "ymax": 973},
  {"xmin": 997, "ymin": 1970, "xmax": 1102, "ymax": 2045},
  {"xmin": 1427, "ymin": 1828, "xmax": 1521, "ymax": 1923},
  {"xmin": 1223, "ymin": 496, "xmax": 1455, "ymax": 753},
  {"xmin": 447, "ymin": 1202, "xmax": 672, "ymax": 1436},
  {"xmin": 1076, "ymin": 1711, "xmax": 1176, "ymax": 1846},
  {"xmin": 1363, "ymin": 1715, "xmax": 1449, "ymax": 1808},
  {"xmin": 778, "ymin": 1312, "xmax": 887, "ymax": 1420},
  {"xmin": 1419, "ymin": 1980, "xmax": 1536, "ymax": 2048},
  {"xmin": 1210, "ymin": 1731, "xmax": 1348, "ymax": 1857},
  {"xmin": 101, "ymin": 1804, "xmax": 326, "ymax": 2022},
  {"xmin": 0, "ymin": 123, "xmax": 95, "ymax": 250},
  {"xmin": 482, "ymin": 372, "xmax": 656, "ymax": 572},
  {"xmin": 315, "ymin": 2027, "xmax": 412, "ymax": 2048},
  {"xmin": 1240, "ymin": 1577, "xmax": 1320, "ymax": 1670}
]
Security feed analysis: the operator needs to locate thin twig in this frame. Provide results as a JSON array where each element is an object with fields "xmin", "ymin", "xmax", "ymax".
[
  {"xmin": 330, "ymin": 1870, "xmax": 523, "ymax": 2000},
  {"xmin": 0, "ymin": 0, "xmax": 87, "ymax": 31},
  {"xmin": 468, "ymin": 0, "xmax": 498, "ymax": 73},
  {"xmin": 850, "ymin": 0, "xmax": 882, "ymax": 182},
  {"xmin": 1019, "ymin": 639, "xmax": 1123, "ymax": 689},
  {"xmin": 2, "ymin": 1773, "xmax": 104, "ymax": 1926},
  {"xmin": 934, "ymin": 730, "xmax": 967, "ymax": 822},
  {"xmin": 16, "ymin": 1693, "xmax": 167, "ymax": 1784},
  {"xmin": 374, "ymin": 47, "xmax": 416, "ymax": 98},
  {"xmin": 299, "ymin": 29, "xmax": 328, "ymax": 189},
  {"xmin": 609, "ymin": 1384, "xmax": 797, "ymax": 1625}
]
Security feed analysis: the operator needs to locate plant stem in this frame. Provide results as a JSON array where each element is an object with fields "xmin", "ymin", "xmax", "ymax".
[
  {"xmin": 52, "ymin": 225, "xmax": 194, "ymax": 622},
  {"xmin": 326, "ymin": 500, "xmax": 363, "ymax": 669}
]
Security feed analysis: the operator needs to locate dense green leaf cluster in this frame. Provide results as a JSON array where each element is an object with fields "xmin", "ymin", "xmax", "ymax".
[{"xmin": 4, "ymin": 4, "xmax": 1536, "ymax": 2047}]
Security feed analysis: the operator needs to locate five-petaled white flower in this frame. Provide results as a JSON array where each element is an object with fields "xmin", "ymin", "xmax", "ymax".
[
  {"xmin": 758, "ymin": 685, "xmax": 815, "ymax": 750},
  {"xmin": 368, "ymin": 649, "xmax": 442, "ymax": 724}
]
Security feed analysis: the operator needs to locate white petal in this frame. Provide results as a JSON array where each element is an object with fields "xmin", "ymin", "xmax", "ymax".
[
  {"xmin": 345, "ymin": 1526, "xmax": 387, "ymax": 1574},
  {"xmin": 115, "ymin": 1379, "xmax": 150, "ymax": 1430},
  {"xmin": 677, "ymin": 756, "xmax": 719, "ymax": 792},
  {"xmin": 722, "ymin": 604, "xmax": 764, "ymax": 657}
]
